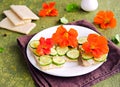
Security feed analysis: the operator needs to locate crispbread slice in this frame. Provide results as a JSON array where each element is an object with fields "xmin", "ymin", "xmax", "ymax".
[
  {"xmin": 0, "ymin": 18, "xmax": 36, "ymax": 34},
  {"xmin": 3, "ymin": 10, "xmax": 31, "ymax": 26},
  {"xmin": 10, "ymin": 5, "xmax": 39, "ymax": 20}
]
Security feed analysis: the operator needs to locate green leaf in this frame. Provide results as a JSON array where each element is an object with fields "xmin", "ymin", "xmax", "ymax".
[
  {"xmin": 111, "ymin": 34, "xmax": 120, "ymax": 44},
  {"xmin": 0, "ymin": 47, "xmax": 4, "ymax": 53},
  {"xmin": 66, "ymin": 3, "xmax": 79, "ymax": 12},
  {"xmin": 60, "ymin": 17, "xmax": 68, "ymax": 24}
]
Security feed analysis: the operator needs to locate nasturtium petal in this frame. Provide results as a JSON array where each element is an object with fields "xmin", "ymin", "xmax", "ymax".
[
  {"xmin": 82, "ymin": 34, "xmax": 109, "ymax": 58},
  {"xmin": 94, "ymin": 11, "xmax": 116, "ymax": 29},
  {"xmin": 52, "ymin": 25, "xmax": 78, "ymax": 47},
  {"xmin": 39, "ymin": 2, "xmax": 58, "ymax": 17}
]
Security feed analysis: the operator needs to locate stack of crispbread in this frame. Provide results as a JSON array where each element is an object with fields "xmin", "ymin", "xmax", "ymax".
[{"xmin": 0, "ymin": 5, "xmax": 39, "ymax": 34}]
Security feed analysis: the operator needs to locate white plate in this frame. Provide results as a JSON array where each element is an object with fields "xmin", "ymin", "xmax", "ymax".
[{"xmin": 26, "ymin": 25, "xmax": 103, "ymax": 77}]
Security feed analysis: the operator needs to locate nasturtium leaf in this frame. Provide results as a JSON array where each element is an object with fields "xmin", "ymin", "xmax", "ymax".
[
  {"xmin": 0, "ymin": 47, "xmax": 4, "ymax": 53},
  {"xmin": 66, "ymin": 3, "xmax": 79, "ymax": 12}
]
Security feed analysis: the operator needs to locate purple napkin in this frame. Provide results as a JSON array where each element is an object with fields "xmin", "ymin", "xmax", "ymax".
[{"xmin": 17, "ymin": 20, "xmax": 120, "ymax": 87}]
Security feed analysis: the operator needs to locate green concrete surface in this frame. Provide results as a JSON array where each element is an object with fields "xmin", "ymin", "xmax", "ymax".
[{"xmin": 0, "ymin": 0, "xmax": 120, "ymax": 87}]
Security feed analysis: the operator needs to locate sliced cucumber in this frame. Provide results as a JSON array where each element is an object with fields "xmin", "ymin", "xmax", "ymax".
[
  {"xmin": 115, "ymin": 34, "xmax": 120, "ymax": 42},
  {"xmin": 56, "ymin": 46, "xmax": 69, "ymax": 56},
  {"xmin": 66, "ymin": 49, "xmax": 79, "ymax": 60},
  {"xmin": 52, "ymin": 56, "xmax": 66, "ymax": 65},
  {"xmin": 78, "ymin": 37, "xmax": 87, "ymax": 45},
  {"xmin": 94, "ymin": 54, "xmax": 107, "ymax": 62},
  {"xmin": 111, "ymin": 34, "xmax": 120, "ymax": 44},
  {"xmin": 82, "ymin": 53, "xmax": 93, "ymax": 60},
  {"xmin": 50, "ymin": 48, "xmax": 57, "ymax": 56},
  {"xmin": 32, "ymin": 49, "xmax": 40, "ymax": 56},
  {"xmin": 38, "ymin": 55, "xmax": 52, "ymax": 66},
  {"xmin": 29, "ymin": 40, "xmax": 39, "ymax": 49},
  {"xmin": 60, "ymin": 17, "xmax": 68, "ymax": 24}
]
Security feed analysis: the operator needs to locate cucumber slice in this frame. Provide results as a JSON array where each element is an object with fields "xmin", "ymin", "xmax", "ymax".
[
  {"xmin": 52, "ymin": 56, "xmax": 65, "ymax": 65},
  {"xmin": 38, "ymin": 55, "xmax": 52, "ymax": 66},
  {"xmin": 60, "ymin": 17, "xmax": 68, "ymax": 24},
  {"xmin": 56, "ymin": 46, "xmax": 69, "ymax": 56},
  {"xmin": 32, "ymin": 49, "xmax": 40, "ymax": 56},
  {"xmin": 82, "ymin": 53, "xmax": 93, "ymax": 60},
  {"xmin": 78, "ymin": 37, "xmax": 87, "ymax": 45},
  {"xmin": 66, "ymin": 49, "xmax": 79, "ymax": 60},
  {"xmin": 94, "ymin": 54, "xmax": 107, "ymax": 62},
  {"xmin": 29, "ymin": 40, "xmax": 39, "ymax": 49},
  {"xmin": 50, "ymin": 48, "xmax": 57, "ymax": 56},
  {"xmin": 111, "ymin": 34, "xmax": 120, "ymax": 44},
  {"xmin": 115, "ymin": 34, "xmax": 120, "ymax": 42}
]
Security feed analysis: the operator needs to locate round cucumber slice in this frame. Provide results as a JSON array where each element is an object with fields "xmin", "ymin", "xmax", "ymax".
[
  {"xmin": 56, "ymin": 46, "xmax": 69, "ymax": 56},
  {"xmin": 50, "ymin": 48, "xmax": 57, "ymax": 56},
  {"xmin": 52, "ymin": 56, "xmax": 65, "ymax": 65},
  {"xmin": 78, "ymin": 37, "xmax": 87, "ymax": 44},
  {"xmin": 38, "ymin": 55, "xmax": 52, "ymax": 66},
  {"xmin": 115, "ymin": 34, "xmax": 120, "ymax": 42},
  {"xmin": 32, "ymin": 49, "xmax": 40, "ymax": 56},
  {"xmin": 60, "ymin": 17, "xmax": 68, "ymax": 24},
  {"xmin": 29, "ymin": 40, "xmax": 39, "ymax": 49},
  {"xmin": 82, "ymin": 53, "xmax": 93, "ymax": 60},
  {"xmin": 66, "ymin": 49, "xmax": 79, "ymax": 60},
  {"xmin": 94, "ymin": 54, "xmax": 107, "ymax": 62}
]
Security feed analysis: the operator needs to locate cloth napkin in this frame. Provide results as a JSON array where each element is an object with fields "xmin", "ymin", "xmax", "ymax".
[{"xmin": 17, "ymin": 20, "xmax": 120, "ymax": 87}]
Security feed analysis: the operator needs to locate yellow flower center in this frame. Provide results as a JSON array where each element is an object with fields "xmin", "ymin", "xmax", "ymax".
[
  {"xmin": 64, "ymin": 32, "xmax": 69, "ymax": 38},
  {"xmin": 90, "ymin": 45, "xmax": 95, "ymax": 49},
  {"xmin": 104, "ymin": 18, "xmax": 110, "ymax": 24}
]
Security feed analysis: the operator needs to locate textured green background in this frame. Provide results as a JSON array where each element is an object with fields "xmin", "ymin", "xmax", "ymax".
[{"xmin": 0, "ymin": 0, "xmax": 120, "ymax": 87}]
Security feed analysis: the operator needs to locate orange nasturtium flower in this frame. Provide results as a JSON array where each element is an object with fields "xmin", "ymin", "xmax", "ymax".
[
  {"xmin": 36, "ymin": 37, "xmax": 54, "ymax": 56},
  {"xmin": 38, "ymin": 2, "xmax": 58, "ymax": 17},
  {"xmin": 82, "ymin": 34, "xmax": 109, "ymax": 58},
  {"xmin": 94, "ymin": 11, "xmax": 116, "ymax": 29},
  {"xmin": 52, "ymin": 25, "xmax": 78, "ymax": 48}
]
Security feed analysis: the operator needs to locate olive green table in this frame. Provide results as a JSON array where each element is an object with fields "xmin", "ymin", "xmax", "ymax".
[{"xmin": 0, "ymin": 0, "xmax": 120, "ymax": 87}]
